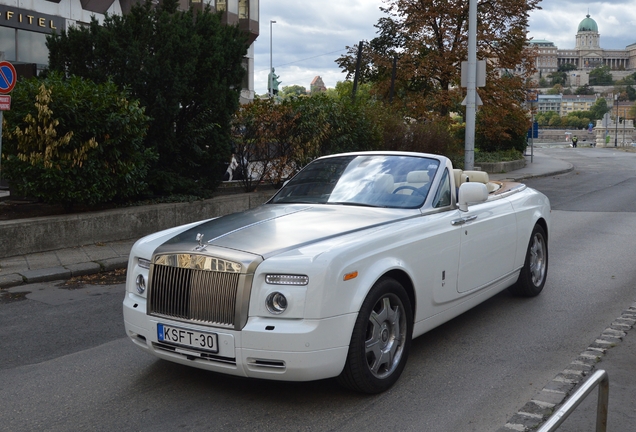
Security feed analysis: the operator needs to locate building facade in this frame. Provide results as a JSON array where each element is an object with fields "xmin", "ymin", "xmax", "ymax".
[
  {"xmin": 561, "ymin": 94, "xmax": 597, "ymax": 115},
  {"xmin": 0, "ymin": 0, "xmax": 258, "ymax": 102},
  {"xmin": 536, "ymin": 94, "xmax": 562, "ymax": 115},
  {"xmin": 530, "ymin": 13, "xmax": 636, "ymax": 77},
  {"xmin": 536, "ymin": 94, "xmax": 598, "ymax": 117}
]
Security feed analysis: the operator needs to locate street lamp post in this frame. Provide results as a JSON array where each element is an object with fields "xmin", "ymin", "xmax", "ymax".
[
  {"xmin": 614, "ymin": 94, "xmax": 618, "ymax": 147},
  {"xmin": 269, "ymin": 20, "xmax": 276, "ymax": 98}
]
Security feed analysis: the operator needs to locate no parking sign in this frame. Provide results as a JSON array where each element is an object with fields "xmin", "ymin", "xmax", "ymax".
[{"xmin": 0, "ymin": 61, "xmax": 16, "ymax": 94}]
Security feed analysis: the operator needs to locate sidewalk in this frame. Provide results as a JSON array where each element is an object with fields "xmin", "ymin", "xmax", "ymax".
[
  {"xmin": 0, "ymin": 238, "xmax": 135, "ymax": 288},
  {"xmin": 1, "ymin": 148, "xmax": 634, "ymax": 431}
]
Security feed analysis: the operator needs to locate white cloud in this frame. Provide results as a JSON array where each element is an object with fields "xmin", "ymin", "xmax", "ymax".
[
  {"xmin": 253, "ymin": 1, "xmax": 636, "ymax": 95},
  {"xmin": 254, "ymin": 0, "xmax": 384, "ymax": 94}
]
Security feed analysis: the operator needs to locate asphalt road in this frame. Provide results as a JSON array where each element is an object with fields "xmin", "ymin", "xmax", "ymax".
[{"xmin": 1, "ymin": 147, "xmax": 635, "ymax": 432}]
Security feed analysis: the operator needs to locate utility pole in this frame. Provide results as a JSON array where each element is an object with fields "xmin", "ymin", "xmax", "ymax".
[
  {"xmin": 614, "ymin": 94, "xmax": 619, "ymax": 147},
  {"xmin": 464, "ymin": 0, "xmax": 477, "ymax": 170}
]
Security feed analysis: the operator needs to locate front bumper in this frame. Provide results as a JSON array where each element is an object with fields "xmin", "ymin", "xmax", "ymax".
[{"xmin": 123, "ymin": 293, "xmax": 355, "ymax": 382}]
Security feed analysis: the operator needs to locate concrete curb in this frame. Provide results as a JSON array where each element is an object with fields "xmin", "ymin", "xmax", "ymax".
[
  {"xmin": 0, "ymin": 273, "xmax": 24, "ymax": 288},
  {"xmin": 505, "ymin": 165, "xmax": 574, "ymax": 182}
]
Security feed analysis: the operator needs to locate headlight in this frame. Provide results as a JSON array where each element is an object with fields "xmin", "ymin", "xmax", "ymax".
[
  {"xmin": 265, "ymin": 274, "xmax": 308, "ymax": 286},
  {"xmin": 265, "ymin": 292, "xmax": 288, "ymax": 314},
  {"xmin": 136, "ymin": 274, "xmax": 146, "ymax": 294}
]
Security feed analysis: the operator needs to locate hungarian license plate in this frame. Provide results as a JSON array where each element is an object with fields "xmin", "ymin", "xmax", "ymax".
[{"xmin": 157, "ymin": 323, "xmax": 218, "ymax": 353}]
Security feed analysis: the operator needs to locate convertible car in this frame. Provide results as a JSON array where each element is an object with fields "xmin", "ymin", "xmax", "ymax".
[{"xmin": 123, "ymin": 151, "xmax": 550, "ymax": 393}]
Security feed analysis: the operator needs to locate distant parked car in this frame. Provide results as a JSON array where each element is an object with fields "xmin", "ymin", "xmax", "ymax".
[{"xmin": 124, "ymin": 151, "xmax": 550, "ymax": 393}]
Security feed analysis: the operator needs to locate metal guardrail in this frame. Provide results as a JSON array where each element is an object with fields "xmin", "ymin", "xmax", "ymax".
[{"xmin": 538, "ymin": 369, "xmax": 609, "ymax": 432}]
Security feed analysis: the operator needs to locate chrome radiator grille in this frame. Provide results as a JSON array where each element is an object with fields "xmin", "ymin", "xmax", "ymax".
[{"xmin": 148, "ymin": 254, "xmax": 242, "ymax": 327}]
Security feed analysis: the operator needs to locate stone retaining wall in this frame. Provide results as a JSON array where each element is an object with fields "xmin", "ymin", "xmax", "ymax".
[
  {"xmin": 478, "ymin": 158, "xmax": 526, "ymax": 174},
  {"xmin": 0, "ymin": 190, "xmax": 274, "ymax": 259}
]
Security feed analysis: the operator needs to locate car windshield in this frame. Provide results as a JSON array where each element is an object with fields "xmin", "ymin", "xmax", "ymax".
[{"xmin": 269, "ymin": 154, "xmax": 440, "ymax": 209}]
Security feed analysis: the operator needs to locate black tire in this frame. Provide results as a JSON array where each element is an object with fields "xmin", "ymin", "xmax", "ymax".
[
  {"xmin": 508, "ymin": 224, "xmax": 548, "ymax": 297},
  {"xmin": 337, "ymin": 278, "xmax": 413, "ymax": 394}
]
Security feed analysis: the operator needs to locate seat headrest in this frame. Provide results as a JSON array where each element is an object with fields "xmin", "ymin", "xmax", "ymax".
[
  {"xmin": 462, "ymin": 170, "xmax": 489, "ymax": 184},
  {"xmin": 372, "ymin": 174, "xmax": 394, "ymax": 193},
  {"xmin": 407, "ymin": 170, "xmax": 429, "ymax": 183}
]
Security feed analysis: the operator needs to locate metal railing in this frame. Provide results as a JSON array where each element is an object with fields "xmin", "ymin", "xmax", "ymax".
[{"xmin": 538, "ymin": 369, "xmax": 609, "ymax": 432}]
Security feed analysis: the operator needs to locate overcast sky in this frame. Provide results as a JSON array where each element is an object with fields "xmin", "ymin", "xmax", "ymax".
[{"xmin": 253, "ymin": 0, "xmax": 636, "ymax": 95}]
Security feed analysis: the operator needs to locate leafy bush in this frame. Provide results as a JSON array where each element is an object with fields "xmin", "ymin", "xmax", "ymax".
[
  {"xmin": 231, "ymin": 95, "xmax": 383, "ymax": 191},
  {"xmin": 1, "ymin": 74, "xmax": 153, "ymax": 209}
]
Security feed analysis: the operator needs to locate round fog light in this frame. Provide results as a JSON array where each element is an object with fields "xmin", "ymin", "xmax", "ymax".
[
  {"xmin": 136, "ymin": 274, "xmax": 146, "ymax": 294},
  {"xmin": 265, "ymin": 292, "xmax": 288, "ymax": 315}
]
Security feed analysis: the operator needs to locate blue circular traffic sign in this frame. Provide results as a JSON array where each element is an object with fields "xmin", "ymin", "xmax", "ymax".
[{"xmin": 0, "ymin": 61, "xmax": 17, "ymax": 94}]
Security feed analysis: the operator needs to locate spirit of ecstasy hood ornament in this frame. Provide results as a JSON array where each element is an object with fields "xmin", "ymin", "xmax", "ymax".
[{"xmin": 194, "ymin": 233, "xmax": 207, "ymax": 251}]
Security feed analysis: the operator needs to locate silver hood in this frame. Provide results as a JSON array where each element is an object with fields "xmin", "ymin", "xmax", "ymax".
[{"xmin": 154, "ymin": 204, "xmax": 417, "ymax": 258}]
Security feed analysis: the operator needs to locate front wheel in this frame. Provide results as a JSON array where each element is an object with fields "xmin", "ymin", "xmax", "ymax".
[
  {"xmin": 509, "ymin": 224, "xmax": 548, "ymax": 297},
  {"xmin": 337, "ymin": 278, "xmax": 413, "ymax": 394}
]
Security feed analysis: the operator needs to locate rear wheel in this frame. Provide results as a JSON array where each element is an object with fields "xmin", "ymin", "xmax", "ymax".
[
  {"xmin": 509, "ymin": 224, "xmax": 548, "ymax": 297},
  {"xmin": 338, "ymin": 278, "xmax": 413, "ymax": 394}
]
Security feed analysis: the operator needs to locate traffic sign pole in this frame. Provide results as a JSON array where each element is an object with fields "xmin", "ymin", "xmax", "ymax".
[
  {"xmin": 0, "ymin": 110, "xmax": 4, "ymax": 187},
  {"xmin": 0, "ymin": 60, "xmax": 17, "ymax": 188}
]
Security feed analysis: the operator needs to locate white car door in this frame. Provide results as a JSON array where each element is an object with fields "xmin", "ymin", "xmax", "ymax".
[{"xmin": 455, "ymin": 198, "xmax": 517, "ymax": 293}]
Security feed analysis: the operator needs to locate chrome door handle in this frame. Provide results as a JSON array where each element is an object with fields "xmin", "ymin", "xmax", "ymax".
[{"xmin": 451, "ymin": 215, "xmax": 477, "ymax": 226}]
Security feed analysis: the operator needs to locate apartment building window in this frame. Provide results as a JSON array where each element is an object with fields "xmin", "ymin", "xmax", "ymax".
[
  {"xmin": 0, "ymin": 27, "xmax": 48, "ymax": 65},
  {"xmin": 0, "ymin": 27, "xmax": 16, "ymax": 60},
  {"xmin": 17, "ymin": 30, "xmax": 48, "ymax": 64},
  {"xmin": 249, "ymin": 0, "xmax": 257, "ymax": 20}
]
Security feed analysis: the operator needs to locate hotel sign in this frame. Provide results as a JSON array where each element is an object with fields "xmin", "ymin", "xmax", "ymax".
[{"xmin": 0, "ymin": 6, "xmax": 66, "ymax": 34}]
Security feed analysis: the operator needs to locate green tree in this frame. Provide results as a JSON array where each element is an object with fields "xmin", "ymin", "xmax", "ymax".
[
  {"xmin": 589, "ymin": 66, "xmax": 613, "ymax": 86},
  {"xmin": 280, "ymin": 85, "xmax": 307, "ymax": 98},
  {"xmin": 558, "ymin": 63, "xmax": 577, "ymax": 73},
  {"xmin": 548, "ymin": 115, "xmax": 563, "ymax": 127},
  {"xmin": 46, "ymin": 0, "xmax": 248, "ymax": 195},
  {"xmin": 547, "ymin": 71, "xmax": 565, "ymax": 86},
  {"xmin": 575, "ymin": 84, "xmax": 595, "ymax": 95},
  {"xmin": 589, "ymin": 97, "xmax": 610, "ymax": 120},
  {"xmin": 535, "ymin": 111, "xmax": 559, "ymax": 126},
  {"xmin": 1, "ymin": 74, "xmax": 153, "ymax": 209}
]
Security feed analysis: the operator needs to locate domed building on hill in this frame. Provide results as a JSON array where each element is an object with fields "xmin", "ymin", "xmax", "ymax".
[{"xmin": 530, "ymin": 13, "xmax": 636, "ymax": 83}]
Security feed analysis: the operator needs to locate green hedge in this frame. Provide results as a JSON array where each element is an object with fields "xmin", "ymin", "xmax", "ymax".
[{"xmin": 1, "ymin": 74, "xmax": 154, "ymax": 209}]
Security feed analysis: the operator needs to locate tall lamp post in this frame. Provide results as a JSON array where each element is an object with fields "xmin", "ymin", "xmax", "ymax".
[
  {"xmin": 614, "ymin": 94, "xmax": 619, "ymax": 147},
  {"xmin": 269, "ymin": 20, "xmax": 276, "ymax": 98}
]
